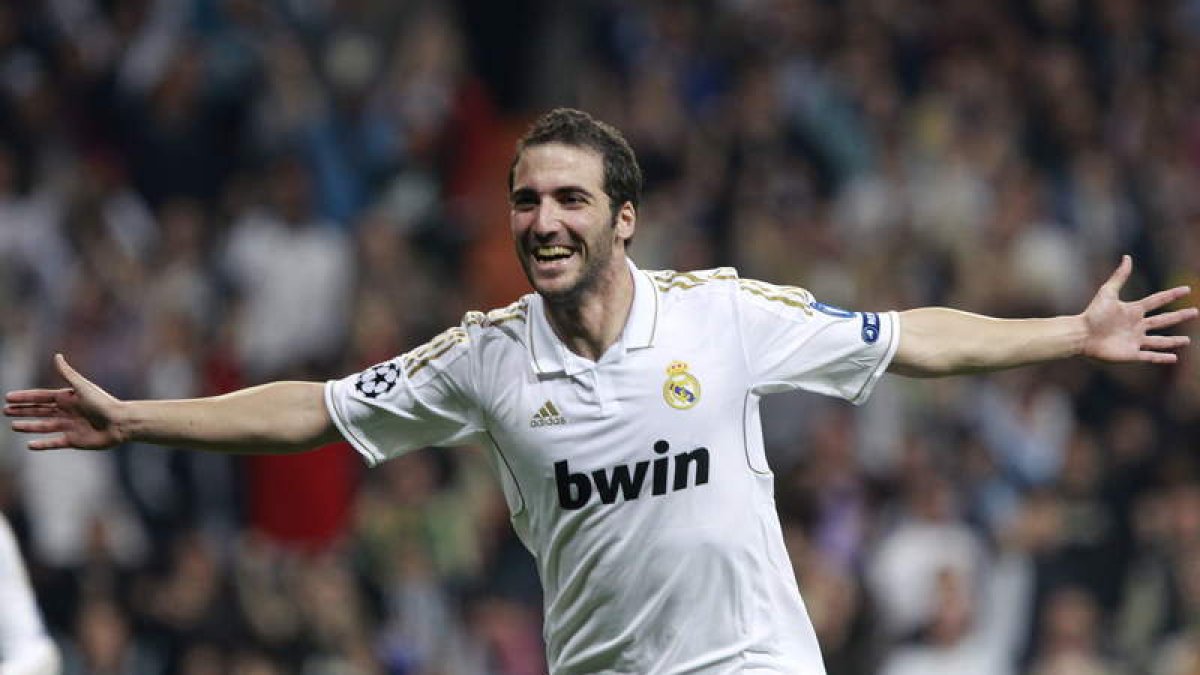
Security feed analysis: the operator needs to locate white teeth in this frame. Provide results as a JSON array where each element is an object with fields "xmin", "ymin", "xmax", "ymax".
[{"xmin": 534, "ymin": 246, "xmax": 573, "ymax": 260}]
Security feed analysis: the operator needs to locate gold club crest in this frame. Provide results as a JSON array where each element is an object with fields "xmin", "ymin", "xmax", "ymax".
[{"xmin": 662, "ymin": 360, "xmax": 701, "ymax": 410}]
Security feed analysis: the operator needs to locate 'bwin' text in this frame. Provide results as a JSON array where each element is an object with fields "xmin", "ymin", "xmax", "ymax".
[{"xmin": 555, "ymin": 440, "xmax": 709, "ymax": 510}]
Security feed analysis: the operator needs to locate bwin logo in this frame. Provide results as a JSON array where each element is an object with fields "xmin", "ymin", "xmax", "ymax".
[{"xmin": 554, "ymin": 440, "xmax": 710, "ymax": 510}]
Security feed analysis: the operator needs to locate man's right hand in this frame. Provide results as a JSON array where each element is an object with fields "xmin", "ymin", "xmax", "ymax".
[{"xmin": 4, "ymin": 354, "xmax": 127, "ymax": 451}]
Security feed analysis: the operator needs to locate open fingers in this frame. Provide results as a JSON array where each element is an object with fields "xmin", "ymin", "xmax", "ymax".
[
  {"xmin": 28, "ymin": 435, "xmax": 72, "ymax": 451},
  {"xmin": 10, "ymin": 419, "xmax": 70, "ymax": 435},
  {"xmin": 1137, "ymin": 286, "xmax": 1193, "ymax": 313},
  {"xmin": 1142, "ymin": 335, "xmax": 1191, "ymax": 351},
  {"xmin": 1144, "ymin": 307, "xmax": 1200, "ymax": 331},
  {"xmin": 1137, "ymin": 351, "xmax": 1179, "ymax": 364},
  {"xmin": 5, "ymin": 389, "xmax": 72, "ymax": 405},
  {"xmin": 3, "ymin": 403, "xmax": 61, "ymax": 418}
]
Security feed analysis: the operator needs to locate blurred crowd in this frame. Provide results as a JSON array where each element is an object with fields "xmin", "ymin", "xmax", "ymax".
[{"xmin": 0, "ymin": 0, "xmax": 1197, "ymax": 673}]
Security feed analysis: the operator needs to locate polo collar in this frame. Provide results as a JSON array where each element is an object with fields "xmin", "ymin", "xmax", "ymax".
[{"xmin": 528, "ymin": 258, "xmax": 659, "ymax": 376}]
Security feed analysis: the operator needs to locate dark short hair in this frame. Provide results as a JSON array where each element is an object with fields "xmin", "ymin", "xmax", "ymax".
[{"xmin": 508, "ymin": 108, "xmax": 643, "ymax": 215}]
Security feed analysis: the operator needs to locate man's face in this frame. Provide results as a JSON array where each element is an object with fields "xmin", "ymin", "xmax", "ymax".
[{"xmin": 510, "ymin": 143, "xmax": 634, "ymax": 302}]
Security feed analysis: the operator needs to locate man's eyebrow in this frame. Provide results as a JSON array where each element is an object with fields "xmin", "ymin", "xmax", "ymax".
[
  {"xmin": 553, "ymin": 185, "xmax": 594, "ymax": 198},
  {"xmin": 510, "ymin": 185, "xmax": 596, "ymax": 200}
]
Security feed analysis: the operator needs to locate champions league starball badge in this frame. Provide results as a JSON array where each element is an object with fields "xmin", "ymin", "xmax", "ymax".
[
  {"xmin": 355, "ymin": 362, "xmax": 401, "ymax": 398},
  {"xmin": 662, "ymin": 360, "xmax": 701, "ymax": 410}
]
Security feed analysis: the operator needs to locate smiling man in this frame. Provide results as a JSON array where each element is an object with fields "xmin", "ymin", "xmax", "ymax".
[
  {"xmin": 5, "ymin": 108, "xmax": 1197, "ymax": 674},
  {"xmin": 508, "ymin": 116, "xmax": 640, "ymax": 361}
]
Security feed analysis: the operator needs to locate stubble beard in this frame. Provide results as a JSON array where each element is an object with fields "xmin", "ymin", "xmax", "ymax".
[
  {"xmin": 543, "ymin": 252, "xmax": 607, "ymax": 312},
  {"xmin": 524, "ymin": 215, "xmax": 620, "ymax": 311}
]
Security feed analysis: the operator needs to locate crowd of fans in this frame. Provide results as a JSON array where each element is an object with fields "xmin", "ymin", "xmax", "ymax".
[{"xmin": 0, "ymin": 0, "xmax": 1197, "ymax": 673}]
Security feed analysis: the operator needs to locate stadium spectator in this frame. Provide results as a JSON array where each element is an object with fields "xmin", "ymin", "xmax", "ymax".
[{"xmin": 5, "ymin": 104, "xmax": 1194, "ymax": 673}]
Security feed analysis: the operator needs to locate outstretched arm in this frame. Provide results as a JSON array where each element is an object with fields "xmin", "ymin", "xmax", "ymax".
[
  {"xmin": 889, "ymin": 256, "xmax": 1197, "ymax": 377},
  {"xmin": 5, "ymin": 354, "xmax": 342, "ymax": 453}
]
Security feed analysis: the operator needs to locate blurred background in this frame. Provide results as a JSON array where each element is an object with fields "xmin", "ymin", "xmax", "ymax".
[{"xmin": 0, "ymin": 0, "xmax": 1197, "ymax": 673}]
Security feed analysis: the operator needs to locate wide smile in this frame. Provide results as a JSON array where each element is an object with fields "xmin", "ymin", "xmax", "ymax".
[{"xmin": 530, "ymin": 245, "xmax": 579, "ymax": 270}]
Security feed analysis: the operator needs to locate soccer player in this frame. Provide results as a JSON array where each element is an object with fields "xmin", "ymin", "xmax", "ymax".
[
  {"xmin": 5, "ymin": 109, "xmax": 1197, "ymax": 674},
  {"xmin": 0, "ymin": 513, "xmax": 61, "ymax": 675}
]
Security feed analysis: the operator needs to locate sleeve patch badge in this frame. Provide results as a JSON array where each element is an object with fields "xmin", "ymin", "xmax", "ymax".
[
  {"xmin": 355, "ymin": 362, "xmax": 401, "ymax": 398},
  {"xmin": 861, "ymin": 312, "xmax": 881, "ymax": 344}
]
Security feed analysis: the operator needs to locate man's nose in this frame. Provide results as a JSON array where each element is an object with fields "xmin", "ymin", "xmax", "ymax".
[{"xmin": 532, "ymin": 201, "xmax": 562, "ymax": 236}]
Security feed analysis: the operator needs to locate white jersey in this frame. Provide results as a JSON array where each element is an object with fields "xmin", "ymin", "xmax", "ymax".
[
  {"xmin": 326, "ymin": 260, "xmax": 899, "ymax": 674},
  {"xmin": 0, "ymin": 515, "xmax": 60, "ymax": 675}
]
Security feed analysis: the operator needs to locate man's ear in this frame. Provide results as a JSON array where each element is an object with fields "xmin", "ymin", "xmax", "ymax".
[{"xmin": 615, "ymin": 201, "xmax": 636, "ymax": 243}]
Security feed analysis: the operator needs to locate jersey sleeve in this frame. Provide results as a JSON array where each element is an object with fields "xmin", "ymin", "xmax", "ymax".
[
  {"xmin": 325, "ymin": 326, "xmax": 484, "ymax": 466},
  {"xmin": 736, "ymin": 279, "xmax": 899, "ymax": 404}
]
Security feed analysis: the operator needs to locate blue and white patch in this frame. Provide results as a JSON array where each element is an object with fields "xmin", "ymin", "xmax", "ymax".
[
  {"xmin": 861, "ymin": 312, "xmax": 880, "ymax": 344},
  {"xmin": 810, "ymin": 300, "xmax": 857, "ymax": 319}
]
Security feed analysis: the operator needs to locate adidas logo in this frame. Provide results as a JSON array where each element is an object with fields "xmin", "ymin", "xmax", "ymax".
[{"xmin": 530, "ymin": 400, "xmax": 567, "ymax": 427}]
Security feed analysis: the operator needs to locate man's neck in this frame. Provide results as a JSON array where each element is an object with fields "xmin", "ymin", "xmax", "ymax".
[{"xmin": 543, "ymin": 262, "xmax": 635, "ymax": 362}]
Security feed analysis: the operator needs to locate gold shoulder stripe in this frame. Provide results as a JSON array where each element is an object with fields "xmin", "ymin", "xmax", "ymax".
[
  {"xmin": 405, "ymin": 330, "xmax": 468, "ymax": 377},
  {"xmin": 646, "ymin": 271, "xmax": 675, "ymax": 288},
  {"xmin": 650, "ymin": 268, "xmax": 738, "ymax": 292},
  {"xmin": 738, "ymin": 282, "xmax": 815, "ymax": 315},
  {"xmin": 463, "ymin": 302, "xmax": 527, "ymax": 328},
  {"xmin": 406, "ymin": 327, "xmax": 467, "ymax": 363},
  {"xmin": 487, "ymin": 301, "xmax": 527, "ymax": 325},
  {"xmin": 489, "ymin": 299, "xmax": 525, "ymax": 316},
  {"xmin": 738, "ymin": 279, "xmax": 813, "ymax": 301},
  {"xmin": 654, "ymin": 280, "xmax": 703, "ymax": 291},
  {"xmin": 409, "ymin": 327, "xmax": 464, "ymax": 357},
  {"xmin": 738, "ymin": 278, "xmax": 810, "ymax": 295}
]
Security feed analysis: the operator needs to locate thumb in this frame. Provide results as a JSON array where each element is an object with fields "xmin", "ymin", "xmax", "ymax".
[
  {"xmin": 54, "ymin": 353, "xmax": 89, "ymax": 392},
  {"xmin": 1103, "ymin": 255, "xmax": 1132, "ymax": 294}
]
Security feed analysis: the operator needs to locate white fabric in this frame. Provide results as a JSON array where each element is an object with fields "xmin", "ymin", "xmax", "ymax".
[
  {"xmin": 0, "ymin": 515, "xmax": 60, "ymax": 675},
  {"xmin": 326, "ymin": 260, "xmax": 899, "ymax": 674},
  {"xmin": 222, "ymin": 210, "xmax": 353, "ymax": 377},
  {"xmin": 877, "ymin": 554, "xmax": 1032, "ymax": 675},
  {"xmin": 20, "ymin": 448, "xmax": 147, "ymax": 567},
  {"xmin": 868, "ymin": 519, "xmax": 987, "ymax": 638}
]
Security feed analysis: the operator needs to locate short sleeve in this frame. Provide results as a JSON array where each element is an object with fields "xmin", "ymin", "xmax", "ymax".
[
  {"xmin": 325, "ymin": 327, "xmax": 484, "ymax": 466},
  {"xmin": 737, "ymin": 279, "xmax": 899, "ymax": 404}
]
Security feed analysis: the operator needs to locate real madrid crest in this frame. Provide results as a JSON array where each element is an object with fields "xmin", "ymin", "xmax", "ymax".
[{"xmin": 662, "ymin": 360, "xmax": 701, "ymax": 410}]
